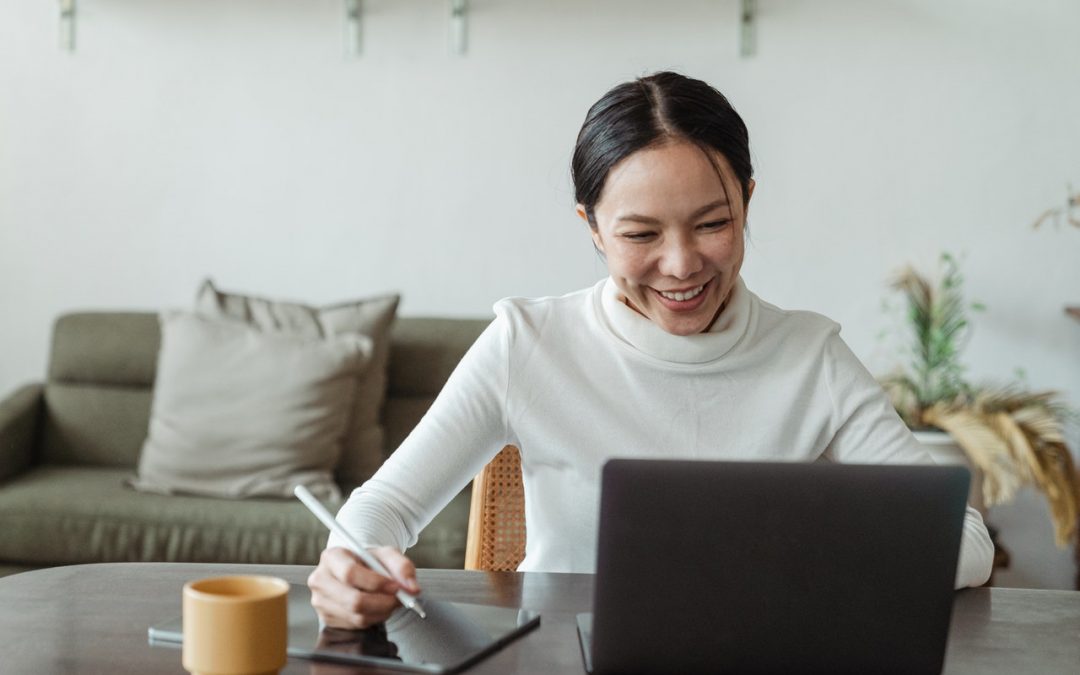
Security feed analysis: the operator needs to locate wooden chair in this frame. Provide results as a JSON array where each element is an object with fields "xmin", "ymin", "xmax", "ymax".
[{"xmin": 464, "ymin": 445, "xmax": 526, "ymax": 571}]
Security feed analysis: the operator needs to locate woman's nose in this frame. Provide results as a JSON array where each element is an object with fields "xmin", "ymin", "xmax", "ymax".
[{"xmin": 658, "ymin": 239, "xmax": 704, "ymax": 280}]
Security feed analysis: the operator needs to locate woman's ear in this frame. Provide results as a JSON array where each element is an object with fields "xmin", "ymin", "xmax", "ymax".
[
  {"xmin": 591, "ymin": 229, "xmax": 605, "ymax": 255},
  {"xmin": 745, "ymin": 179, "xmax": 756, "ymax": 210},
  {"xmin": 578, "ymin": 204, "xmax": 606, "ymax": 254}
]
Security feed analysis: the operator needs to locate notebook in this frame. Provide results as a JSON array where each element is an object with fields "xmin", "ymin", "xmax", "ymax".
[{"xmin": 577, "ymin": 459, "xmax": 970, "ymax": 674}]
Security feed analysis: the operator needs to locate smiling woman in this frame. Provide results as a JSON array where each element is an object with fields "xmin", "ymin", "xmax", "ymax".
[
  {"xmin": 583, "ymin": 142, "xmax": 750, "ymax": 335},
  {"xmin": 572, "ymin": 72, "xmax": 755, "ymax": 336},
  {"xmin": 306, "ymin": 72, "xmax": 996, "ymax": 630}
]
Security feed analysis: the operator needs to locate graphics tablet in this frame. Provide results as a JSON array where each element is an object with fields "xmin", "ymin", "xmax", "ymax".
[{"xmin": 149, "ymin": 583, "xmax": 540, "ymax": 674}]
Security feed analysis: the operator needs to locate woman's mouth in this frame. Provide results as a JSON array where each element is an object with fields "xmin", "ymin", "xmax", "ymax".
[{"xmin": 651, "ymin": 279, "xmax": 712, "ymax": 311}]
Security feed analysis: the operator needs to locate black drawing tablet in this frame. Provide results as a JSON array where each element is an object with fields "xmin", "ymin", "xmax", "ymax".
[{"xmin": 149, "ymin": 583, "xmax": 540, "ymax": 674}]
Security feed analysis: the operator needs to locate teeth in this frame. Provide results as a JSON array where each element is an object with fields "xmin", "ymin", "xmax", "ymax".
[{"xmin": 659, "ymin": 285, "xmax": 704, "ymax": 302}]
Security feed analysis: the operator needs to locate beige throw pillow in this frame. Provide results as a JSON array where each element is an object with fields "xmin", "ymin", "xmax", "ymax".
[
  {"xmin": 195, "ymin": 280, "xmax": 399, "ymax": 489},
  {"xmin": 130, "ymin": 312, "xmax": 371, "ymax": 500}
]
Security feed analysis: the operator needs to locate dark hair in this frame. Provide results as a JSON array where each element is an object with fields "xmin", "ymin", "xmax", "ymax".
[{"xmin": 571, "ymin": 72, "xmax": 753, "ymax": 228}]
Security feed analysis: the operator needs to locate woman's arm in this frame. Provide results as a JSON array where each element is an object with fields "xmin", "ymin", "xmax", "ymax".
[
  {"xmin": 821, "ymin": 332, "xmax": 994, "ymax": 589},
  {"xmin": 331, "ymin": 311, "xmax": 514, "ymax": 553},
  {"xmin": 311, "ymin": 311, "xmax": 515, "ymax": 627}
]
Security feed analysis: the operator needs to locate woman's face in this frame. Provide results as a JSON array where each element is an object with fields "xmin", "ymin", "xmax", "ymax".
[{"xmin": 581, "ymin": 140, "xmax": 754, "ymax": 336}]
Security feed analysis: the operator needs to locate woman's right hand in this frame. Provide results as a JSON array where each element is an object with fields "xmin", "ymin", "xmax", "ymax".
[{"xmin": 307, "ymin": 545, "xmax": 421, "ymax": 629}]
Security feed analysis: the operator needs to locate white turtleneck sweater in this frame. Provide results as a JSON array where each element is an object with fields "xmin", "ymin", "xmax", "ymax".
[{"xmin": 331, "ymin": 277, "xmax": 994, "ymax": 588}]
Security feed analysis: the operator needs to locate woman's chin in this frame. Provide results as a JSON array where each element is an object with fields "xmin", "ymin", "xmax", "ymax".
[
  {"xmin": 663, "ymin": 324, "xmax": 703, "ymax": 337},
  {"xmin": 652, "ymin": 310, "xmax": 715, "ymax": 336}
]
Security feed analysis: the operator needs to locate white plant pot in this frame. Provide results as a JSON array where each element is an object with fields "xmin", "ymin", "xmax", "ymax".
[{"xmin": 912, "ymin": 430, "xmax": 986, "ymax": 515}]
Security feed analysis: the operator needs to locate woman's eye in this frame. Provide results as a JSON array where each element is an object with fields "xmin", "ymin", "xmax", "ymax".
[
  {"xmin": 699, "ymin": 219, "xmax": 731, "ymax": 231},
  {"xmin": 622, "ymin": 232, "xmax": 656, "ymax": 241}
]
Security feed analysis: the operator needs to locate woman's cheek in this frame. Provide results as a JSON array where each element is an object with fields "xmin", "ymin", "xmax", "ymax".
[{"xmin": 611, "ymin": 246, "xmax": 650, "ymax": 277}]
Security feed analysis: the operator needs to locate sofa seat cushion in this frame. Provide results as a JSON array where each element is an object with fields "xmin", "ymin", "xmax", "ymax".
[
  {"xmin": 0, "ymin": 466, "xmax": 472, "ymax": 569},
  {"xmin": 0, "ymin": 564, "xmax": 38, "ymax": 579},
  {"xmin": 0, "ymin": 466, "xmax": 334, "ymax": 566}
]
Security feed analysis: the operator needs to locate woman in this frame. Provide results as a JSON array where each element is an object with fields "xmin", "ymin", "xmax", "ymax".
[{"xmin": 308, "ymin": 72, "xmax": 994, "ymax": 628}]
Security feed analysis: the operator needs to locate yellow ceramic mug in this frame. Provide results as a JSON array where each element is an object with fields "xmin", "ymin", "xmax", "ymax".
[{"xmin": 182, "ymin": 575, "xmax": 289, "ymax": 675}]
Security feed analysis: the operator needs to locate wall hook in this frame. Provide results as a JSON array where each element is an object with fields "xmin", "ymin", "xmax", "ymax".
[
  {"xmin": 450, "ymin": 0, "xmax": 468, "ymax": 55},
  {"xmin": 740, "ymin": 0, "xmax": 756, "ymax": 58},
  {"xmin": 344, "ymin": 0, "xmax": 362, "ymax": 56},
  {"xmin": 59, "ymin": 0, "xmax": 76, "ymax": 52}
]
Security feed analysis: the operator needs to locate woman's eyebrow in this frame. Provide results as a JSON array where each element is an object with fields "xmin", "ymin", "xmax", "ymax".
[{"xmin": 617, "ymin": 198, "xmax": 730, "ymax": 224}]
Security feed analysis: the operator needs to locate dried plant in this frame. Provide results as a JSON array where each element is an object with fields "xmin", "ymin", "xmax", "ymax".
[
  {"xmin": 882, "ymin": 253, "xmax": 976, "ymax": 420},
  {"xmin": 1031, "ymin": 183, "xmax": 1080, "ymax": 230},
  {"xmin": 923, "ymin": 392, "xmax": 1079, "ymax": 546},
  {"xmin": 881, "ymin": 253, "xmax": 1080, "ymax": 546}
]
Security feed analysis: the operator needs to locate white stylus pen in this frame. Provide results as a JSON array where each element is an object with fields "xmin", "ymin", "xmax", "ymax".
[{"xmin": 293, "ymin": 485, "xmax": 427, "ymax": 619}]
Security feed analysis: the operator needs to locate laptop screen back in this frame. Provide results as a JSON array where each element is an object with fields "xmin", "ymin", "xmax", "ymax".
[{"xmin": 589, "ymin": 460, "xmax": 969, "ymax": 675}]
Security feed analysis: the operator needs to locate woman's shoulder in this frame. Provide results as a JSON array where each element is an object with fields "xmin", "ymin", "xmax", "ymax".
[
  {"xmin": 749, "ymin": 291, "xmax": 841, "ymax": 341},
  {"xmin": 491, "ymin": 279, "xmax": 603, "ymax": 326}
]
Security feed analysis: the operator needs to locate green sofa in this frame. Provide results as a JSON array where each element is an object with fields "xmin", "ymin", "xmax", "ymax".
[{"xmin": 0, "ymin": 312, "xmax": 488, "ymax": 578}]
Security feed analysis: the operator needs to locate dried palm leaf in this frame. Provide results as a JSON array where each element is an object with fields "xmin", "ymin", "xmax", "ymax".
[
  {"xmin": 1030, "ymin": 442, "xmax": 1080, "ymax": 545},
  {"xmin": 1010, "ymin": 404, "xmax": 1065, "ymax": 439},
  {"xmin": 890, "ymin": 266, "xmax": 931, "ymax": 316},
  {"xmin": 925, "ymin": 396, "xmax": 1080, "ymax": 546},
  {"xmin": 987, "ymin": 411, "xmax": 1046, "ymax": 487},
  {"xmin": 924, "ymin": 404, "xmax": 1021, "ymax": 504}
]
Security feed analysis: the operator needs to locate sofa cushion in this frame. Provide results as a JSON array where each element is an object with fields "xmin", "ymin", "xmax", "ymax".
[
  {"xmin": 0, "ymin": 384, "xmax": 43, "ymax": 483},
  {"xmin": 47, "ymin": 313, "xmax": 160, "ymax": 387},
  {"xmin": 41, "ymin": 313, "xmax": 160, "ymax": 466},
  {"xmin": 387, "ymin": 318, "xmax": 492, "ymax": 397},
  {"xmin": 130, "ymin": 312, "xmax": 370, "ymax": 500},
  {"xmin": 381, "ymin": 318, "xmax": 491, "ymax": 459},
  {"xmin": 0, "ymin": 466, "xmax": 470, "ymax": 569},
  {"xmin": 41, "ymin": 384, "xmax": 153, "ymax": 467},
  {"xmin": 196, "ymin": 280, "xmax": 399, "ymax": 490},
  {"xmin": 0, "ymin": 466, "xmax": 333, "ymax": 565},
  {"xmin": 0, "ymin": 565, "xmax": 36, "ymax": 579}
]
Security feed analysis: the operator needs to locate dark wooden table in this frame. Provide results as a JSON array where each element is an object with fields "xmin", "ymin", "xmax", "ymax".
[{"xmin": 0, "ymin": 563, "xmax": 1078, "ymax": 674}]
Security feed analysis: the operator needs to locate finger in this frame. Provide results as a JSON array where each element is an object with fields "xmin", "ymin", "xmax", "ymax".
[
  {"xmin": 309, "ymin": 549, "xmax": 400, "ymax": 629},
  {"xmin": 316, "ymin": 576, "xmax": 400, "ymax": 621},
  {"xmin": 349, "ymin": 590, "xmax": 400, "ymax": 618},
  {"xmin": 308, "ymin": 569, "xmax": 359, "ymax": 628},
  {"xmin": 323, "ymin": 547, "xmax": 399, "ymax": 594},
  {"xmin": 371, "ymin": 546, "xmax": 420, "ymax": 594},
  {"xmin": 309, "ymin": 566, "xmax": 399, "ymax": 628},
  {"xmin": 321, "ymin": 604, "xmax": 394, "ymax": 630}
]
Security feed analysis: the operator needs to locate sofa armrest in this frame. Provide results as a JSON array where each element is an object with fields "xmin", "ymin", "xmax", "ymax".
[{"xmin": 0, "ymin": 384, "xmax": 43, "ymax": 484}]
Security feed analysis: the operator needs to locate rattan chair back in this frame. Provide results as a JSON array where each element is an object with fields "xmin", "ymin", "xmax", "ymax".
[{"xmin": 464, "ymin": 445, "xmax": 526, "ymax": 571}]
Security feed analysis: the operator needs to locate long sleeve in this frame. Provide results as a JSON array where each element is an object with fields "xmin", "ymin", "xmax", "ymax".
[
  {"xmin": 329, "ymin": 312, "xmax": 513, "ymax": 553},
  {"xmin": 327, "ymin": 278, "xmax": 997, "ymax": 583},
  {"xmin": 821, "ymin": 333, "xmax": 994, "ymax": 589}
]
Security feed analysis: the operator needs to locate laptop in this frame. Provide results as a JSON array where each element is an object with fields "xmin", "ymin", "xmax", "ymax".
[{"xmin": 577, "ymin": 459, "xmax": 970, "ymax": 675}]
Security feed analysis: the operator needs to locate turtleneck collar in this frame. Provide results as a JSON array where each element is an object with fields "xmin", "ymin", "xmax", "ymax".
[{"xmin": 596, "ymin": 276, "xmax": 753, "ymax": 365}]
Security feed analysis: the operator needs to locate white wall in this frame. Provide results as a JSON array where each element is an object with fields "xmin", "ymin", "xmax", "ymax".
[{"xmin": 2, "ymin": 1, "xmax": 1078, "ymax": 584}]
